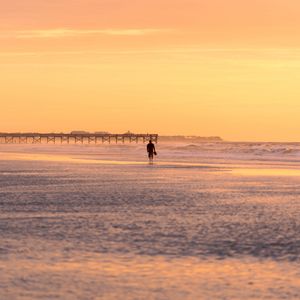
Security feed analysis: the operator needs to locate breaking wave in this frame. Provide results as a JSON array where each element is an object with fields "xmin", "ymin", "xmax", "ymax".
[{"xmin": 169, "ymin": 142, "xmax": 300, "ymax": 163}]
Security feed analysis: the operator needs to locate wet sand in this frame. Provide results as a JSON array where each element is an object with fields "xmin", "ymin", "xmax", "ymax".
[{"xmin": 1, "ymin": 144, "xmax": 300, "ymax": 299}]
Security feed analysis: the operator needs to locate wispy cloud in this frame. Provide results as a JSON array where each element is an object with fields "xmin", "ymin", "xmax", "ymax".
[
  {"xmin": 1, "ymin": 28, "xmax": 169, "ymax": 39},
  {"xmin": 1, "ymin": 48, "xmax": 300, "ymax": 56}
]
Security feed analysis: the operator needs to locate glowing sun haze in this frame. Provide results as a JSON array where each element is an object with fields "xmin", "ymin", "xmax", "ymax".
[{"xmin": 1, "ymin": 0, "xmax": 300, "ymax": 141}]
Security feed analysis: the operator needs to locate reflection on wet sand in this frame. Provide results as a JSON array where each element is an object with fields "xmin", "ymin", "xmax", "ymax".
[
  {"xmin": 1, "ymin": 253, "xmax": 300, "ymax": 300},
  {"xmin": 232, "ymin": 168, "xmax": 300, "ymax": 177},
  {"xmin": 2, "ymin": 151, "xmax": 300, "ymax": 177},
  {"xmin": 0, "ymin": 152, "xmax": 222, "ymax": 169}
]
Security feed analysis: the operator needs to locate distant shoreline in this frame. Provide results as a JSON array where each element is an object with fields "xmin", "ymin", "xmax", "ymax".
[{"xmin": 159, "ymin": 136, "xmax": 223, "ymax": 142}]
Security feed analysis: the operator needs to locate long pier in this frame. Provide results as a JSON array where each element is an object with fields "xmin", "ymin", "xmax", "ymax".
[{"xmin": 0, "ymin": 133, "xmax": 158, "ymax": 144}]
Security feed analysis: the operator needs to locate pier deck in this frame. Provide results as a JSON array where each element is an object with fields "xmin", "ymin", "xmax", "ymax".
[{"xmin": 0, "ymin": 133, "xmax": 158, "ymax": 144}]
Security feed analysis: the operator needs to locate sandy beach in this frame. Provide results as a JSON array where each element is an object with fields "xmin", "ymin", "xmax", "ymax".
[{"xmin": 1, "ymin": 142, "xmax": 300, "ymax": 299}]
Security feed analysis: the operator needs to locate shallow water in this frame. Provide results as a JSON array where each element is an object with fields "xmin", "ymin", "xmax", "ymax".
[{"xmin": 1, "ymin": 143, "xmax": 300, "ymax": 299}]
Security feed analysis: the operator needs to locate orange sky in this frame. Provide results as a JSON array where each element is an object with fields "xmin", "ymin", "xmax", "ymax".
[{"xmin": 1, "ymin": 0, "xmax": 300, "ymax": 141}]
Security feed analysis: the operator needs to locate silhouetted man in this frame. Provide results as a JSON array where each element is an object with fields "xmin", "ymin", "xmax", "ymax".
[{"xmin": 147, "ymin": 140, "xmax": 156, "ymax": 161}]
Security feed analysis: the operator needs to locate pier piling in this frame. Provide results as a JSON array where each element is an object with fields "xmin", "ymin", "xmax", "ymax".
[{"xmin": 0, "ymin": 133, "xmax": 158, "ymax": 145}]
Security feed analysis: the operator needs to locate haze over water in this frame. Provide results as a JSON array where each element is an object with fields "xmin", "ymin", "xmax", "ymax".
[{"xmin": 1, "ymin": 142, "xmax": 300, "ymax": 299}]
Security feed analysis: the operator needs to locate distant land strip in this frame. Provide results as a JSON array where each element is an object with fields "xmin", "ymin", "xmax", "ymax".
[{"xmin": 160, "ymin": 136, "xmax": 223, "ymax": 142}]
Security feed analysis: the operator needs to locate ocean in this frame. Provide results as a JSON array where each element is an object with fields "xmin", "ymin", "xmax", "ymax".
[{"xmin": 1, "ymin": 142, "xmax": 300, "ymax": 299}]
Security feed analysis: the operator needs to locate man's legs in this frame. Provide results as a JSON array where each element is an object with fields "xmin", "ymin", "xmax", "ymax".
[{"xmin": 148, "ymin": 152, "xmax": 154, "ymax": 160}]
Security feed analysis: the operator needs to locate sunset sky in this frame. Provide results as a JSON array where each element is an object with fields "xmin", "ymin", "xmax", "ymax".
[{"xmin": 1, "ymin": 0, "xmax": 300, "ymax": 141}]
